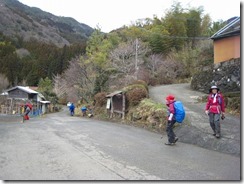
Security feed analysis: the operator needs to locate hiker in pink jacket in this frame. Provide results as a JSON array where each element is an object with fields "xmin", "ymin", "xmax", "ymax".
[
  {"xmin": 205, "ymin": 86, "xmax": 225, "ymax": 138},
  {"xmin": 165, "ymin": 95, "xmax": 178, "ymax": 145}
]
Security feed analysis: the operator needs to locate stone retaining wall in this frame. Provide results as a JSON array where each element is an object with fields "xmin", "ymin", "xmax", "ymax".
[{"xmin": 191, "ymin": 58, "xmax": 240, "ymax": 93}]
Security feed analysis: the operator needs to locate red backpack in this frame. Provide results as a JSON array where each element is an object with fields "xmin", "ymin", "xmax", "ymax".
[{"xmin": 27, "ymin": 103, "xmax": 33, "ymax": 110}]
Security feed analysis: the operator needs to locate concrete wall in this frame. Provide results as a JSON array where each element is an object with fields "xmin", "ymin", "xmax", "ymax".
[{"xmin": 214, "ymin": 35, "xmax": 240, "ymax": 63}]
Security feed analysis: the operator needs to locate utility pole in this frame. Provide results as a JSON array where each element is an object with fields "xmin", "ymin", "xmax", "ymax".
[{"xmin": 135, "ymin": 38, "xmax": 138, "ymax": 80}]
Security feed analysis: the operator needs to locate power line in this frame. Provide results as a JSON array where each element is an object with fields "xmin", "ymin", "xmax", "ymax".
[
  {"xmin": 149, "ymin": 32, "xmax": 211, "ymax": 40},
  {"xmin": 135, "ymin": 26, "xmax": 212, "ymax": 40},
  {"xmin": 159, "ymin": 35, "xmax": 210, "ymax": 40}
]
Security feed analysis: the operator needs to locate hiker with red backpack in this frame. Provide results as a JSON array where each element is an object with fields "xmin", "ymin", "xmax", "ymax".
[
  {"xmin": 22, "ymin": 101, "xmax": 33, "ymax": 123},
  {"xmin": 205, "ymin": 86, "xmax": 225, "ymax": 138}
]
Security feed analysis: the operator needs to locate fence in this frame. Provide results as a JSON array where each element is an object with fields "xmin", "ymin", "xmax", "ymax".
[{"xmin": 0, "ymin": 98, "xmax": 42, "ymax": 116}]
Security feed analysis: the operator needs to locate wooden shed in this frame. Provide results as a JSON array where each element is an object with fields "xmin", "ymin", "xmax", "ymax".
[
  {"xmin": 211, "ymin": 17, "xmax": 240, "ymax": 63},
  {"xmin": 2, "ymin": 86, "xmax": 44, "ymax": 115},
  {"xmin": 40, "ymin": 100, "xmax": 51, "ymax": 114},
  {"xmin": 106, "ymin": 91, "xmax": 126, "ymax": 119},
  {"xmin": 6, "ymin": 86, "xmax": 38, "ymax": 101}
]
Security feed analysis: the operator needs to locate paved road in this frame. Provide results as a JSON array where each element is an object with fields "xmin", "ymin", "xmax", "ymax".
[
  {"xmin": 0, "ymin": 108, "xmax": 240, "ymax": 180},
  {"xmin": 149, "ymin": 83, "xmax": 241, "ymax": 156}
]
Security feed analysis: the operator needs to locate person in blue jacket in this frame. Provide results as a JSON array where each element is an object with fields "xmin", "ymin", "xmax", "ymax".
[
  {"xmin": 69, "ymin": 103, "xmax": 75, "ymax": 116},
  {"xmin": 81, "ymin": 106, "xmax": 87, "ymax": 117}
]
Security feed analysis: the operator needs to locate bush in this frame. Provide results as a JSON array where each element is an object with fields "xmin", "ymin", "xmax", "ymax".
[
  {"xmin": 126, "ymin": 87, "xmax": 148, "ymax": 107},
  {"xmin": 223, "ymin": 92, "xmax": 240, "ymax": 115},
  {"xmin": 227, "ymin": 97, "xmax": 240, "ymax": 111},
  {"xmin": 58, "ymin": 96, "xmax": 67, "ymax": 105},
  {"xmin": 158, "ymin": 77, "xmax": 174, "ymax": 85},
  {"xmin": 149, "ymin": 75, "xmax": 173, "ymax": 86},
  {"xmin": 130, "ymin": 80, "xmax": 148, "ymax": 91},
  {"xmin": 94, "ymin": 92, "xmax": 107, "ymax": 107}
]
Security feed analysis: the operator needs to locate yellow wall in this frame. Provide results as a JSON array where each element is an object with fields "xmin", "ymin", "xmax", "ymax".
[{"xmin": 213, "ymin": 35, "xmax": 240, "ymax": 63}]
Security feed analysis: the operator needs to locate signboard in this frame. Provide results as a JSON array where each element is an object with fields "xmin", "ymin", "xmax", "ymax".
[{"xmin": 106, "ymin": 99, "xmax": 111, "ymax": 109}]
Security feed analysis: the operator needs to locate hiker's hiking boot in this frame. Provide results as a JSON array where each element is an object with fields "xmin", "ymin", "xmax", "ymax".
[
  {"xmin": 165, "ymin": 137, "xmax": 179, "ymax": 145},
  {"xmin": 174, "ymin": 137, "xmax": 178, "ymax": 143},
  {"xmin": 165, "ymin": 142, "xmax": 174, "ymax": 146},
  {"xmin": 215, "ymin": 134, "xmax": 220, "ymax": 138}
]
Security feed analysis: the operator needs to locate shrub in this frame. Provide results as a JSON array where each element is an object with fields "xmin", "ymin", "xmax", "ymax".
[
  {"xmin": 158, "ymin": 77, "xmax": 174, "ymax": 85},
  {"xmin": 227, "ymin": 97, "xmax": 240, "ymax": 111},
  {"xmin": 223, "ymin": 92, "xmax": 240, "ymax": 115},
  {"xmin": 126, "ymin": 87, "xmax": 148, "ymax": 107},
  {"xmin": 58, "ymin": 96, "xmax": 67, "ymax": 105},
  {"xmin": 130, "ymin": 80, "xmax": 148, "ymax": 91},
  {"xmin": 149, "ymin": 75, "xmax": 173, "ymax": 86},
  {"xmin": 94, "ymin": 92, "xmax": 107, "ymax": 107}
]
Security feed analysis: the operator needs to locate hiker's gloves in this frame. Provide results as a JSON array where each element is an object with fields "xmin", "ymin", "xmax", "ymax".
[
  {"xmin": 168, "ymin": 113, "xmax": 173, "ymax": 121},
  {"xmin": 205, "ymin": 110, "xmax": 209, "ymax": 115}
]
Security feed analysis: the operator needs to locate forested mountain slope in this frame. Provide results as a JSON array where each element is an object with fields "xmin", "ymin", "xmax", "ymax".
[{"xmin": 0, "ymin": 0, "xmax": 94, "ymax": 47}]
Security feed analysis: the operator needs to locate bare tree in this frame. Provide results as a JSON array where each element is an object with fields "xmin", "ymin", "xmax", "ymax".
[
  {"xmin": 53, "ymin": 74, "xmax": 68, "ymax": 98},
  {"xmin": 146, "ymin": 53, "xmax": 186, "ymax": 85},
  {"xmin": 110, "ymin": 42, "xmax": 135, "ymax": 74},
  {"xmin": 158, "ymin": 57, "xmax": 185, "ymax": 79},
  {"xmin": 110, "ymin": 39, "xmax": 148, "ymax": 80},
  {"xmin": 147, "ymin": 54, "xmax": 164, "ymax": 74},
  {"xmin": 53, "ymin": 56, "xmax": 96, "ymax": 102}
]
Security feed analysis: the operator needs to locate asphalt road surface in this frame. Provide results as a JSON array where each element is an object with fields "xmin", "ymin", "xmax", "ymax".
[{"xmin": 0, "ymin": 107, "xmax": 240, "ymax": 180}]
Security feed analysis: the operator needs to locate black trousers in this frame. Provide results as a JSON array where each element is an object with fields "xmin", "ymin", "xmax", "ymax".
[{"xmin": 166, "ymin": 120, "xmax": 176, "ymax": 143}]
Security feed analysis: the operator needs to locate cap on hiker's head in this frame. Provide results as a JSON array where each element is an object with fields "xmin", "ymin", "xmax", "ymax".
[
  {"xmin": 209, "ymin": 85, "xmax": 219, "ymax": 93},
  {"xmin": 166, "ymin": 95, "xmax": 175, "ymax": 101}
]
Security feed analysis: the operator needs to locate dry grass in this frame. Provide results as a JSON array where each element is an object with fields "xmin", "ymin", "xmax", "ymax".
[{"xmin": 125, "ymin": 99, "xmax": 168, "ymax": 133}]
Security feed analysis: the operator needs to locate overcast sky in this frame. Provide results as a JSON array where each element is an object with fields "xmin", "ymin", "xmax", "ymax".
[{"xmin": 18, "ymin": 0, "xmax": 241, "ymax": 33}]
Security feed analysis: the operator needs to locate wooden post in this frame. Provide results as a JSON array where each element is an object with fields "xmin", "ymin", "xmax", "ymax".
[
  {"xmin": 111, "ymin": 97, "xmax": 114, "ymax": 118},
  {"xmin": 10, "ymin": 98, "xmax": 13, "ymax": 114},
  {"xmin": 122, "ymin": 92, "xmax": 125, "ymax": 119}
]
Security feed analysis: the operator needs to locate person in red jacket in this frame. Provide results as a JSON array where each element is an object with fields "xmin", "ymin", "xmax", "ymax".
[
  {"xmin": 22, "ymin": 101, "xmax": 32, "ymax": 122},
  {"xmin": 205, "ymin": 86, "xmax": 225, "ymax": 138},
  {"xmin": 165, "ymin": 95, "xmax": 178, "ymax": 145}
]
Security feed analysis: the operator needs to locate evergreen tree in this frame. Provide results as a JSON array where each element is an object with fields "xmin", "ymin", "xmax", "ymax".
[
  {"xmin": 186, "ymin": 7, "xmax": 203, "ymax": 48},
  {"xmin": 38, "ymin": 77, "xmax": 58, "ymax": 104},
  {"xmin": 0, "ymin": 40, "xmax": 21, "ymax": 85},
  {"xmin": 162, "ymin": 2, "xmax": 187, "ymax": 51}
]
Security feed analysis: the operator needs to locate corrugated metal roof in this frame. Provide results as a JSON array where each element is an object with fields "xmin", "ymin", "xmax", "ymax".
[
  {"xmin": 106, "ymin": 91, "xmax": 123, "ymax": 97},
  {"xmin": 5, "ymin": 86, "xmax": 38, "ymax": 94},
  {"xmin": 38, "ymin": 92, "xmax": 45, "ymax": 99},
  {"xmin": 0, "ymin": 92, "xmax": 8, "ymax": 96},
  {"xmin": 211, "ymin": 17, "xmax": 240, "ymax": 39},
  {"xmin": 40, "ymin": 101, "xmax": 51, "ymax": 104}
]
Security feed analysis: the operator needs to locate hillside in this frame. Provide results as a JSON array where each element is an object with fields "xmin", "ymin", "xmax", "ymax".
[{"xmin": 0, "ymin": 0, "xmax": 94, "ymax": 47}]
